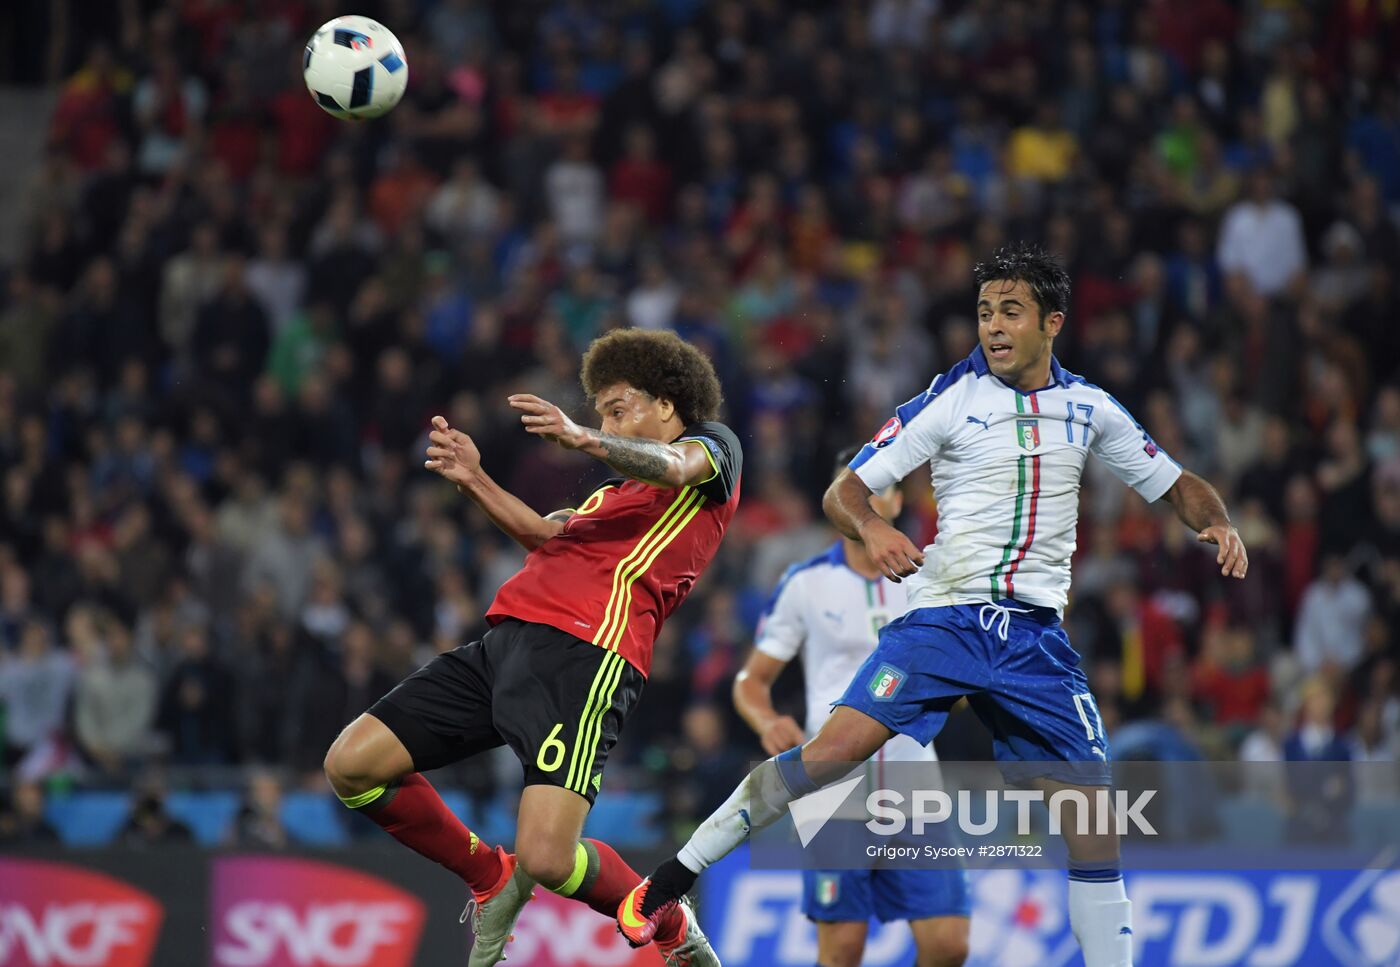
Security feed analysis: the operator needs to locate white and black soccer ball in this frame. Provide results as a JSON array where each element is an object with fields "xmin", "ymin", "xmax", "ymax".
[{"xmin": 303, "ymin": 15, "xmax": 408, "ymax": 120}]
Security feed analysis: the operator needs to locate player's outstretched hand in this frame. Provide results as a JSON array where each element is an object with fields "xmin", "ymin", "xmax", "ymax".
[
  {"xmin": 424, "ymin": 415, "xmax": 481, "ymax": 488},
  {"xmin": 1198, "ymin": 524, "xmax": 1248, "ymax": 579},
  {"xmin": 509, "ymin": 393, "xmax": 596, "ymax": 450},
  {"xmin": 759, "ymin": 716, "xmax": 807, "ymax": 757},
  {"xmin": 859, "ymin": 517, "xmax": 926, "ymax": 582}
]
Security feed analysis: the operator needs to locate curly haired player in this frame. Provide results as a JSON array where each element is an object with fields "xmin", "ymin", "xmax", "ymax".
[{"xmin": 325, "ymin": 329, "xmax": 740, "ymax": 967}]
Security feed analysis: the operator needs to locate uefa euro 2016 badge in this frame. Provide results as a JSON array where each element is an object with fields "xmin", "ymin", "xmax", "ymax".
[
  {"xmin": 1016, "ymin": 419, "xmax": 1041, "ymax": 451},
  {"xmin": 872, "ymin": 416, "xmax": 902, "ymax": 448},
  {"xmin": 868, "ymin": 663, "xmax": 906, "ymax": 701}
]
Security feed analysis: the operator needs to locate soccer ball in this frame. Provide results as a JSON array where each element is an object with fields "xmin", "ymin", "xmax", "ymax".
[{"xmin": 303, "ymin": 16, "xmax": 408, "ymax": 120}]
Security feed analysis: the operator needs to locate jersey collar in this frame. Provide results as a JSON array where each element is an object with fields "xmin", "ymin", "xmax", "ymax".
[{"xmin": 968, "ymin": 346, "xmax": 1071, "ymax": 392}]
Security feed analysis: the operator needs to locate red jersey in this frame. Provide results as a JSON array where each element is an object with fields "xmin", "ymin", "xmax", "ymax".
[{"xmin": 487, "ymin": 423, "xmax": 742, "ymax": 677}]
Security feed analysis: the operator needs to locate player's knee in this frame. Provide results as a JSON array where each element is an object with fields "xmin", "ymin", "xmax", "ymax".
[
  {"xmin": 916, "ymin": 935, "xmax": 969, "ymax": 967},
  {"xmin": 817, "ymin": 937, "xmax": 865, "ymax": 967},
  {"xmin": 516, "ymin": 840, "xmax": 577, "ymax": 889},
  {"xmin": 913, "ymin": 916, "xmax": 969, "ymax": 967},
  {"xmin": 323, "ymin": 730, "xmax": 376, "ymax": 799}
]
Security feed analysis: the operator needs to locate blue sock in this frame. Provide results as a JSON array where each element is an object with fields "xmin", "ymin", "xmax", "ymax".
[{"xmin": 775, "ymin": 747, "xmax": 818, "ymax": 796}]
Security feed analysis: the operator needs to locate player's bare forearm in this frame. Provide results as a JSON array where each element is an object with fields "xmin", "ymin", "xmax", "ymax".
[
  {"xmin": 822, "ymin": 470, "xmax": 881, "ymax": 540},
  {"xmin": 1163, "ymin": 470, "xmax": 1249, "ymax": 578},
  {"xmin": 508, "ymin": 393, "xmax": 713, "ymax": 488},
  {"xmin": 823, "ymin": 469, "xmax": 924, "ymax": 581},
  {"xmin": 455, "ymin": 467, "xmax": 565, "ymax": 551},
  {"xmin": 581, "ymin": 432, "xmax": 689, "ymax": 487},
  {"xmin": 733, "ymin": 664, "xmax": 780, "ymax": 736},
  {"xmin": 734, "ymin": 652, "xmax": 806, "ymax": 755},
  {"xmin": 1163, "ymin": 470, "xmax": 1230, "ymax": 531}
]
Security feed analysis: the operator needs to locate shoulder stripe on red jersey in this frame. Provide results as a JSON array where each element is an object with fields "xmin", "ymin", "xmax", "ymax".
[{"xmin": 591, "ymin": 487, "xmax": 701, "ymax": 649}]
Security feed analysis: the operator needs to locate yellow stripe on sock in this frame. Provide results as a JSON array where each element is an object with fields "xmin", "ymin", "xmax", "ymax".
[
  {"xmin": 338, "ymin": 784, "xmax": 388, "ymax": 810},
  {"xmin": 551, "ymin": 842, "xmax": 590, "ymax": 897}
]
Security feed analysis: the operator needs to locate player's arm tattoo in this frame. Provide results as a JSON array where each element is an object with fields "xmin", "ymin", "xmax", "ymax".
[
  {"xmin": 1162, "ymin": 470, "xmax": 1231, "ymax": 531},
  {"xmin": 590, "ymin": 433, "xmax": 687, "ymax": 487}
]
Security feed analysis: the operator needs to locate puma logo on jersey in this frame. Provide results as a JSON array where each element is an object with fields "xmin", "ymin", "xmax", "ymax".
[{"xmin": 965, "ymin": 413, "xmax": 993, "ymax": 431}]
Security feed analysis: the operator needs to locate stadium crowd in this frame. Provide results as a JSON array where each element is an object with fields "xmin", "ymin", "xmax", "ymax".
[{"xmin": 2, "ymin": 0, "xmax": 1399, "ymax": 843}]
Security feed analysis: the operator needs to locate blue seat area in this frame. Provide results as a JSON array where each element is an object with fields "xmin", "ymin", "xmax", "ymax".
[
  {"xmin": 1216, "ymin": 797, "xmax": 1284, "ymax": 849},
  {"xmin": 281, "ymin": 791, "xmax": 349, "ymax": 846},
  {"xmin": 34, "ymin": 786, "xmax": 668, "ymax": 850},
  {"xmin": 45, "ymin": 791, "xmax": 132, "ymax": 846},
  {"xmin": 166, "ymin": 790, "xmax": 241, "ymax": 845},
  {"xmin": 585, "ymin": 791, "xmax": 662, "ymax": 848}
]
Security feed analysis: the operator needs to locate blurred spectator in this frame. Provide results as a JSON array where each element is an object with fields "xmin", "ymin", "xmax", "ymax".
[
  {"xmin": 0, "ymin": 273, "xmax": 60, "ymax": 395},
  {"xmin": 0, "ymin": 781, "xmax": 60, "ymax": 844},
  {"xmin": 427, "ymin": 157, "xmax": 502, "ymax": 249},
  {"xmin": 131, "ymin": 54, "xmax": 206, "ymax": 176},
  {"xmin": 229, "ymin": 770, "xmax": 290, "ymax": 849},
  {"xmin": 47, "ymin": 44, "xmax": 132, "ymax": 170},
  {"xmin": 1284, "ymin": 678, "xmax": 1353, "ymax": 841},
  {"xmin": 1216, "ymin": 166, "xmax": 1307, "ymax": 301},
  {"xmin": 118, "ymin": 778, "xmax": 194, "ymax": 846},
  {"xmin": 1351, "ymin": 699, "xmax": 1399, "ymax": 804},
  {"xmin": 73, "ymin": 612, "xmax": 156, "ymax": 777},
  {"xmin": 246, "ymin": 227, "xmax": 307, "ymax": 337},
  {"xmin": 192, "ymin": 256, "xmax": 272, "ymax": 406},
  {"xmin": 241, "ymin": 494, "xmax": 327, "ymax": 618},
  {"xmin": 0, "ymin": 621, "xmax": 74, "ymax": 774},
  {"xmin": 1192, "ymin": 624, "xmax": 1271, "ymax": 737},
  {"xmin": 160, "ymin": 223, "xmax": 225, "ymax": 354},
  {"xmin": 155, "ymin": 623, "xmax": 238, "ymax": 766},
  {"xmin": 1239, "ymin": 701, "xmax": 1288, "ymax": 804},
  {"xmin": 547, "ymin": 135, "xmax": 605, "ymax": 250},
  {"xmin": 1294, "ymin": 555, "xmax": 1372, "ymax": 676}
]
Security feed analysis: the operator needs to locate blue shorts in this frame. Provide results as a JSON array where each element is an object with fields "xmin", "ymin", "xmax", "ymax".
[
  {"xmin": 802, "ymin": 866, "xmax": 970, "ymax": 923},
  {"xmin": 835, "ymin": 603, "xmax": 1111, "ymax": 785}
]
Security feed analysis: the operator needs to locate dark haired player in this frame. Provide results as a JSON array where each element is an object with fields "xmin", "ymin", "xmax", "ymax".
[
  {"xmin": 325, "ymin": 329, "xmax": 738, "ymax": 967},
  {"xmin": 622, "ymin": 246, "xmax": 1247, "ymax": 967}
]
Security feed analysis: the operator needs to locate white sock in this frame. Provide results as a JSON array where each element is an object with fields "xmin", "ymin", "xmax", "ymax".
[
  {"xmin": 1068, "ymin": 873, "xmax": 1133, "ymax": 967},
  {"xmin": 677, "ymin": 754, "xmax": 809, "ymax": 873}
]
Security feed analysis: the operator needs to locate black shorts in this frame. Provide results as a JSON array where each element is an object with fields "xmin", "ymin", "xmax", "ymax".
[{"xmin": 369, "ymin": 618, "xmax": 644, "ymax": 804}]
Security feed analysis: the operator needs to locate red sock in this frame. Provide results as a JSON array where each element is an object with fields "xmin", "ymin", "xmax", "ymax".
[
  {"xmin": 557, "ymin": 839, "xmax": 685, "ymax": 943},
  {"xmin": 355, "ymin": 774, "xmax": 503, "ymax": 893}
]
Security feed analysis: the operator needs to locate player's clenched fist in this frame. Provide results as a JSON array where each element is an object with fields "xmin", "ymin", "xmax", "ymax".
[
  {"xmin": 759, "ymin": 715, "xmax": 807, "ymax": 757},
  {"xmin": 424, "ymin": 415, "xmax": 482, "ymax": 488},
  {"xmin": 858, "ymin": 517, "xmax": 925, "ymax": 582}
]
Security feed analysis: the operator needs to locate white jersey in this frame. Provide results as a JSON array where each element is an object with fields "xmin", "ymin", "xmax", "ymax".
[
  {"xmin": 755, "ymin": 542, "xmax": 933, "ymax": 763},
  {"xmin": 850, "ymin": 347, "xmax": 1182, "ymax": 614}
]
